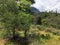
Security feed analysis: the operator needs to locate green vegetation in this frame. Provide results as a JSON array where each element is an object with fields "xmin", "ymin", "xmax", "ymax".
[
  {"xmin": 0, "ymin": 0, "xmax": 60, "ymax": 45},
  {"xmin": 0, "ymin": 0, "xmax": 32, "ymax": 39}
]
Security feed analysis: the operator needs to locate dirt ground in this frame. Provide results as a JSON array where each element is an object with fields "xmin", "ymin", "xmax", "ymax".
[{"xmin": 0, "ymin": 39, "xmax": 6, "ymax": 45}]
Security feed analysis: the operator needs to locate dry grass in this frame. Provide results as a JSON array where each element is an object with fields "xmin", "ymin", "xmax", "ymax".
[
  {"xmin": 45, "ymin": 39, "xmax": 60, "ymax": 45},
  {"xmin": 0, "ymin": 39, "xmax": 7, "ymax": 45}
]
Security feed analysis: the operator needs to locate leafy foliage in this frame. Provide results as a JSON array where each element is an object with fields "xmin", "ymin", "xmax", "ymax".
[{"xmin": 0, "ymin": 0, "xmax": 32, "ymax": 38}]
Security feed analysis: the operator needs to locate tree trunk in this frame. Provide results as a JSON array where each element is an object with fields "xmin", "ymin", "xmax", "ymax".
[
  {"xmin": 24, "ymin": 30, "xmax": 27, "ymax": 39},
  {"xmin": 12, "ymin": 29, "xmax": 15, "ymax": 39}
]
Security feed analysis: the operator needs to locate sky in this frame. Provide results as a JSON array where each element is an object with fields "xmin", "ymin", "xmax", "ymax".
[{"xmin": 31, "ymin": 0, "xmax": 60, "ymax": 13}]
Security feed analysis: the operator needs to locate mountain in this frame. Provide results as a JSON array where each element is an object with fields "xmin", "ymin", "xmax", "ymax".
[{"xmin": 30, "ymin": 7, "xmax": 40, "ymax": 14}]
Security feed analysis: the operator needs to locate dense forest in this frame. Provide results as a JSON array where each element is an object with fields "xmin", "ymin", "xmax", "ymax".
[{"xmin": 0, "ymin": 0, "xmax": 60, "ymax": 45}]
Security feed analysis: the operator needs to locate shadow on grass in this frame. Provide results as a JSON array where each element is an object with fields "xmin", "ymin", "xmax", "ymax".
[{"xmin": 5, "ymin": 36, "xmax": 31, "ymax": 45}]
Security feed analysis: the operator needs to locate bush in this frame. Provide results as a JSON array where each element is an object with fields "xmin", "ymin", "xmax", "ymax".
[{"xmin": 0, "ymin": 29, "xmax": 12, "ymax": 38}]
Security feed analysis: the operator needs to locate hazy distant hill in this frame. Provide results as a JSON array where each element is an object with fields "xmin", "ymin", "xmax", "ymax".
[{"xmin": 31, "ymin": 7, "xmax": 40, "ymax": 14}]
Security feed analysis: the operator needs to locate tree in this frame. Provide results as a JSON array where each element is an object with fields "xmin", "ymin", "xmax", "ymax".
[
  {"xmin": 18, "ymin": 12, "xmax": 32, "ymax": 38},
  {"xmin": 0, "ymin": 0, "xmax": 34, "ymax": 39},
  {"xmin": 17, "ymin": 0, "xmax": 33, "ymax": 38},
  {"xmin": 0, "ymin": 0, "xmax": 18, "ymax": 39}
]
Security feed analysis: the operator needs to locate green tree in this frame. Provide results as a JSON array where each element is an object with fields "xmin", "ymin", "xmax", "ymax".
[
  {"xmin": 0, "ymin": 0, "xmax": 18, "ymax": 39},
  {"xmin": 0, "ymin": 0, "xmax": 33, "ymax": 39},
  {"xmin": 18, "ymin": 12, "xmax": 32, "ymax": 38},
  {"xmin": 17, "ymin": 0, "xmax": 33, "ymax": 38}
]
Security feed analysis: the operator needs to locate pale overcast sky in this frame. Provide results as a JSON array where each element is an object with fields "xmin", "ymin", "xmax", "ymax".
[{"xmin": 31, "ymin": 0, "xmax": 60, "ymax": 13}]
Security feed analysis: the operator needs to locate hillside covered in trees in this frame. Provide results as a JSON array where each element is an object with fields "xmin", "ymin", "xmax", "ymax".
[{"xmin": 0, "ymin": 0, "xmax": 60, "ymax": 45}]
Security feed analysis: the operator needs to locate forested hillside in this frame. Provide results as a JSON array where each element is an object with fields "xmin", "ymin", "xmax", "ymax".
[{"xmin": 32, "ymin": 11, "xmax": 60, "ymax": 29}]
